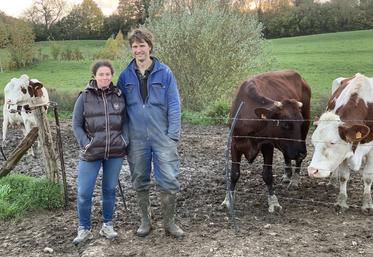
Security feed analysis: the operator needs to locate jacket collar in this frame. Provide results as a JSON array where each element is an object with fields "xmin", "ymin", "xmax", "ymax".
[
  {"xmin": 128, "ymin": 56, "xmax": 163, "ymax": 75},
  {"xmin": 86, "ymin": 80, "xmax": 121, "ymax": 96}
]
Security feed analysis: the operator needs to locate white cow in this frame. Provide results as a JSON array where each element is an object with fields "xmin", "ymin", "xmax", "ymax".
[
  {"xmin": 308, "ymin": 74, "xmax": 373, "ymax": 213},
  {"xmin": 2, "ymin": 74, "xmax": 49, "ymax": 155}
]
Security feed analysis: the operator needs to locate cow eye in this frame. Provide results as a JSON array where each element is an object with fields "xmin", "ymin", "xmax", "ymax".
[
  {"xmin": 21, "ymin": 87, "xmax": 27, "ymax": 94},
  {"xmin": 329, "ymin": 141, "xmax": 337, "ymax": 146}
]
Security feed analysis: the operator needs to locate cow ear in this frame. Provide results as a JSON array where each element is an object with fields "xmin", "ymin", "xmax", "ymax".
[
  {"xmin": 338, "ymin": 123, "xmax": 370, "ymax": 143},
  {"xmin": 34, "ymin": 83, "xmax": 43, "ymax": 89},
  {"xmin": 28, "ymin": 86, "xmax": 34, "ymax": 97},
  {"xmin": 254, "ymin": 107, "xmax": 272, "ymax": 119}
]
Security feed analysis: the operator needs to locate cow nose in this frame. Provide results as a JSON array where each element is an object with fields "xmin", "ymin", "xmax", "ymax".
[{"xmin": 307, "ymin": 166, "xmax": 318, "ymax": 177}]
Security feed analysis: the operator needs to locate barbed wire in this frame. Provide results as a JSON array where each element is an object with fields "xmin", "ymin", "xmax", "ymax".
[
  {"xmin": 181, "ymin": 132, "xmax": 373, "ymax": 147},
  {"xmin": 183, "ymin": 115, "xmax": 373, "ymax": 123}
]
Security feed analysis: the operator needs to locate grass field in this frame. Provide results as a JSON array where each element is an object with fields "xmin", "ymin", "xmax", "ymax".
[
  {"xmin": 0, "ymin": 29, "xmax": 372, "ymax": 108},
  {"xmin": 270, "ymin": 29, "xmax": 373, "ymax": 100},
  {"xmin": 0, "ymin": 40, "xmax": 131, "ymax": 94}
]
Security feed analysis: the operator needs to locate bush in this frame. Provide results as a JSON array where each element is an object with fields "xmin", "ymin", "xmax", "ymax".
[
  {"xmin": 205, "ymin": 100, "xmax": 230, "ymax": 125},
  {"xmin": 146, "ymin": 0, "xmax": 270, "ymax": 111},
  {"xmin": 73, "ymin": 47, "xmax": 84, "ymax": 60},
  {"xmin": 61, "ymin": 46, "xmax": 73, "ymax": 60},
  {"xmin": 93, "ymin": 31, "xmax": 127, "ymax": 60},
  {"xmin": 50, "ymin": 41, "xmax": 61, "ymax": 60},
  {"xmin": 0, "ymin": 174, "xmax": 63, "ymax": 220},
  {"xmin": 48, "ymin": 88, "xmax": 79, "ymax": 114}
]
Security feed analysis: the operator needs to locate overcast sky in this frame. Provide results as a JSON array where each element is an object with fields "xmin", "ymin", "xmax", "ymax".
[{"xmin": 0, "ymin": 0, "xmax": 119, "ymax": 17}]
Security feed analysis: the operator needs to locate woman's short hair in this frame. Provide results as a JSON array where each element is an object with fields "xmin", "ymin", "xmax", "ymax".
[{"xmin": 91, "ymin": 60, "xmax": 114, "ymax": 76}]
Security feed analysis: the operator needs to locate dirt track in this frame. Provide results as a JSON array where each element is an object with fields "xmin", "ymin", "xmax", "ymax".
[{"xmin": 1, "ymin": 122, "xmax": 373, "ymax": 257}]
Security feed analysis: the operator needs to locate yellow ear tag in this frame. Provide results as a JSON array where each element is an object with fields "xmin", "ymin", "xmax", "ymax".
[
  {"xmin": 261, "ymin": 114, "xmax": 267, "ymax": 119},
  {"xmin": 356, "ymin": 131, "xmax": 362, "ymax": 139}
]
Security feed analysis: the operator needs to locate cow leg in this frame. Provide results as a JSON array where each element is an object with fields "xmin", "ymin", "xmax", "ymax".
[
  {"xmin": 327, "ymin": 170, "xmax": 338, "ymax": 188},
  {"xmin": 281, "ymin": 156, "xmax": 292, "ymax": 184},
  {"xmin": 287, "ymin": 158, "xmax": 302, "ymax": 190},
  {"xmin": 362, "ymin": 152, "xmax": 373, "ymax": 214},
  {"xmin": 2, "ymin": 117, "xmax": 9, "ymax": 147},
  {"xmin": 335, "ymin": 161, "xmax": 350, "ymax": 211},
  {"xmin": 261, "ymin": 144, "xmax": 282, "ymax": 213},
  {"xmin": 222, "ymin": 144, "xmax": 242, "ymax": 208}
]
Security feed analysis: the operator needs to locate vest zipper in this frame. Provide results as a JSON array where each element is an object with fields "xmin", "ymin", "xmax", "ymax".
[{"xmin": 102, "ymin": 91, "xmax": 110, "ymax": 159}]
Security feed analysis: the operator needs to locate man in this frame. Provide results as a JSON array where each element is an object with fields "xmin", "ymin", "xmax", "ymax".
[{"xmin": 117, "ymin": 28, "xmax": 184, "ymax": 238}]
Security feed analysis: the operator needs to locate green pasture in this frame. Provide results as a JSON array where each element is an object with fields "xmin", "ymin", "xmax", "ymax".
[
  {"xmin": 0, "ymin": 40, "xmax": 130, "ymax": 95},
  {"xmin": 0, "ymin": 29, "xmax": 372, "ymax": 109},
  {"xmin": 270, "ymin": 29, "xmax": 373, "ymax": 101}
]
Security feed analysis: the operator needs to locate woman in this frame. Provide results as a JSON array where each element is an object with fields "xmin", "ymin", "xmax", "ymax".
[{"xmin": 72, "ymin": 60, "xmax": 127, "ymax": 244}]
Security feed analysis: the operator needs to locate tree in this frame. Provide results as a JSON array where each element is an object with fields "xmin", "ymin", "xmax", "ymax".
[
  {"xmin": 53, "ymin": 0, "xmax": 104, "ymax": 39},
  {"xmin": 23, "ymin": 0, "xmax": 68, "ymax": 39},
  {"xmin": 117, "ymin": 0, "xmax": 150, "ymax": 26},
  {"xmin": 102, "ymin": 14, "xmax": 128, "ymax": 38},
  {"xmin": 7, "ymin": 20, "xmax": 35, "ymax": 69},
  {"xmin": 0, "ymin": 11, "xmax": 18, "ymax": 48},
  {"xmin": 292, "ymin": 0, "xmax": 313, "ymax": 7},
  {"xmin": 0, "ymin": 20, "xmax": 9, "ymax": 48},
  {"xmin": 78, "ymin": 0, "xmax": 105, "ymax": 38},
  {"xmin": 54, "ymin": 8, "xmax": 84, "ymax": 39},
  {"xmin": 147, "ymin": 0, "xmax": 269, "ymax": 111}
]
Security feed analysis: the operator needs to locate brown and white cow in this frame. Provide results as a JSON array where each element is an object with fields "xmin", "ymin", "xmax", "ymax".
[
  {"xmin": 2, "ymin": 74, "xmax": 49, "ymax": 155},
  {"xmin": 308, "ymin": 73, "xmax": 373, "ymax": 213},
  {"xmin": 223, "ymin": 70, "xmax": 311, "ymax": 212}
]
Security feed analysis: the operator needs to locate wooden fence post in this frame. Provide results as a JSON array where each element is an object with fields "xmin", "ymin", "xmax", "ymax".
[
  {"xmin": 34, "ymin": 106, "xmax": 59, "ymax": 183},
  {"xmin": 0, "ymin": 127, "xmax": 39, "ymax": 177}
]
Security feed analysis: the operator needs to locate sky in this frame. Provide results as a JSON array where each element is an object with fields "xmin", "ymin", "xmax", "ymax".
[{"xmin": 0, "ymin": 0, "xmax": 119, "ymax": 18}]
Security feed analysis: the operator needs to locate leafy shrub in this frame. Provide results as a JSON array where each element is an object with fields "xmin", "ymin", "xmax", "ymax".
[
  {"xmin": 61, "ymin": 46, "xmax": 73, "ymax": 60},
  {"xmin": 48, "ymin": 88, "xmax": 78, "ymax": 114},
  {"xmin": 147, "ymin": 0, "xmax": 270, "ymax": 111},
  {"xmin": 0, "ymin": 174, "xmax": 63, "ymax": 220},
  {"xmin": 93, "ymin": 31, "xmax": 127, "ymax": 60},
  {"xmin": 73, "ymin": 47, "xmax": 84, "ymax": 60},
  {"xmin": 50, "ymin": 41, "xmax": 61, "ymax": 60},
  {"xmin": 205, "ymin": 100, "xmax": 230, "ymax": 125}
]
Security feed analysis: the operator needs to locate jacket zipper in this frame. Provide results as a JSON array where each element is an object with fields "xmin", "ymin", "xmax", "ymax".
[{"xmin": 102, "ymin": 91, "xmax": 110, "ymax": 159}]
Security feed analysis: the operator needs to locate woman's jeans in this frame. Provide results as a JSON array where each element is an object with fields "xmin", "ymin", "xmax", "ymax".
[{"xmin": 76, "ymin": 157, "xmax": 123, "ymax": 229}]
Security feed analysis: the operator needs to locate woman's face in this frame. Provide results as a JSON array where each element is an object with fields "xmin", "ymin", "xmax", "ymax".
[{"xmin": 94, "ymin": 66, "xmax": 112, "ymax": 89}]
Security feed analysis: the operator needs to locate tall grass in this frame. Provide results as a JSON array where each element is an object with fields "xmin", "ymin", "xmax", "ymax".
[{"xmin": 0, "ymin": 174, "xmax": 63, "ymax": 220}]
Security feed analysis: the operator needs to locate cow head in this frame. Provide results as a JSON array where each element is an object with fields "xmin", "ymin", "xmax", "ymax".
[
  {"xmin": 28, "ymin": 79, "xmax": 45, "ymax": 97},
  {"xmin": 5, "ymin": 74, "xmax": 31, "ymax": 106},
  {"xmin": 308, "ymin": 112, "xmax": 370, "ymax": 178},
  {"xmin": 254, "ymin": 99, "xmax": 306, "ymax": 160}
]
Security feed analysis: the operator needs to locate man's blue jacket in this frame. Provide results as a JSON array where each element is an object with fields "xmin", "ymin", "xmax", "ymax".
[{"xmin": 117, "ymin": 58, "xmax": 181, "ymax": 142}]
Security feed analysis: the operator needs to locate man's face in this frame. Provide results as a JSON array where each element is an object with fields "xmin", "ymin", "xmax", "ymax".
[{"xmin": 131, "ymin": 40, "xmax": 151, "ymax": 63}]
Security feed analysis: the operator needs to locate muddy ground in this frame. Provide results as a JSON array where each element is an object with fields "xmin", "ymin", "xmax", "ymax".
[{"xmin": 0, "ymin": 122, "xmax": 373, "ymax": 257}]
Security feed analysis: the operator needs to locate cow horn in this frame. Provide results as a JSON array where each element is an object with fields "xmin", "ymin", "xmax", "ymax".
[
  {"xmin": 297, "ymin": 101, "xmax": 303, "ymax": 108},
  {"xmin": 274, "ymin": 101, "xmax": 282, "ymax": 108}
]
